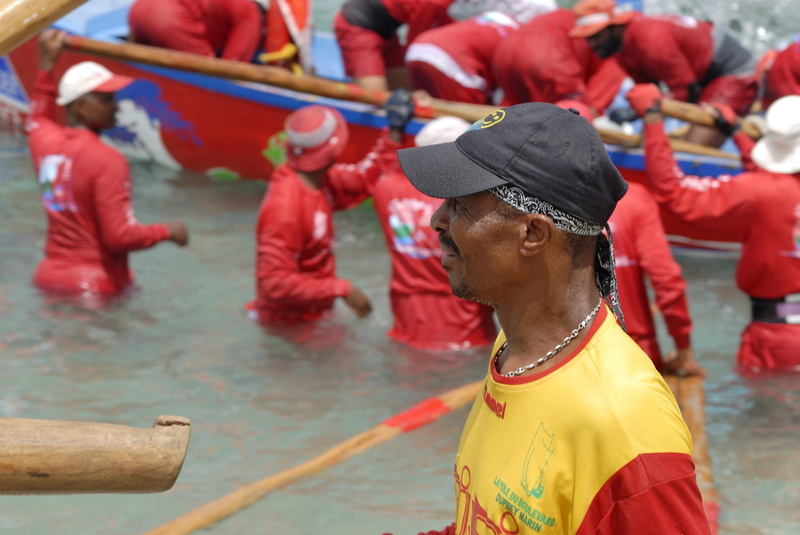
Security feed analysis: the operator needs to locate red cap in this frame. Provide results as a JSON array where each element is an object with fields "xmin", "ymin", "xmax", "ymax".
[
  {"xmin": 285, "ymin": 105, "xmax": 349, "ymax": 171},
  {"xmin": 569, "ymin": 0, "xmax": 636, "ymax": 38}
]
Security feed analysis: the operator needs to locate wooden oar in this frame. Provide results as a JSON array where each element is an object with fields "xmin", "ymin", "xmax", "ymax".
[
  {"xmin": 0, "ymin": 415, "xmax": 191, "ymax": 494},
  {"xmin": 141, "ymin": 380, "xmax": 483, "ymax": 535},
  {"xmin": 62, "ymin": 36, "xmax": 739, "ymax": 161},
  {"xmin": 660, "ymin": 98, "xmax": 763, "ymax": 141},
  {"xmin": 0, "ymin": 0, "xmax": 91, "ymax": 56},
  {"xmin": 664, "ymin": 375, "xmax": 720, "ymax": 534}
]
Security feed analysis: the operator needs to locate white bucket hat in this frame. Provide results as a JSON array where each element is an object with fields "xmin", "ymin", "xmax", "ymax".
[
  {"xmin": 752, "ymin": 95, "xmax": 800, "ymax": 175},
  {"xmin": 56, "ymin": 61, "xmax": 134, "ymax": 106},
  {"xmin": 414, "ymin": 116, "xmax": 471, "ymax": 147}
]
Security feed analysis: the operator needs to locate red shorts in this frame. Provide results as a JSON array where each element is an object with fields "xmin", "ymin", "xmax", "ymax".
[
  {"xmin": 699, "ymin": 74, "xmax": 758, "ymax": 116},
  {"xmin": 33, "ymin": 258, "xmax": 132, "ymax": 297},
  {"xmin": 387, "ymin": 291, "xmax": 497, "ymax": 351},
  {"xmin": 737, "ymin": 321, "xmax": 800, "ymax": 372},
  {"xmin": 333, "ymin": 11, "xmax": 405, "ymax": 78},
  {"xmin": 407, "ymin": 60, "xmax": 489, "ymax": 105}
]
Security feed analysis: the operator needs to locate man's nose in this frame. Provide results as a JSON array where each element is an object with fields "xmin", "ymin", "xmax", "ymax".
[{"xmin": 430, "ymin": 200, "xmax": 449, "ymax": 233}]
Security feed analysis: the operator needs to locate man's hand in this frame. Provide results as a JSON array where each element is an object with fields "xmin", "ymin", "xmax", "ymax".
[
  {"xmin": 38, "ymin": 29, "xmax": 66, "ymax": 72},
  {"xmin": 707, "ymin": 102, "xmax": 739, "ymax": 136},
  {"xmin": 166, "ymin": 220, "xmax": 189, "ymax": 246},
  {"xmin": 343, "ymin": 285, "xmax": 372, "ymax": 318},
  {"xmin": 663, "ymin": 347, "xmax": 706, "ymax": 378},
  {"xmin": 385, "ymin": 88, "xmax": 415, "ymax": 132},
  {"xmin": 625, "ymin": 84, "xmax": 663, "ymax": 117}
]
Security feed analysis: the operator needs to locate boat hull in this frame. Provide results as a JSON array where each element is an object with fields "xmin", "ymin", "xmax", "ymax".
[{"xmin": 0, "ymin": 33, "xmax": 743, "ymax": 253}]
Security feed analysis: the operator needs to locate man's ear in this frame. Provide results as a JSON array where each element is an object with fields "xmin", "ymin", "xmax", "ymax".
[{"xmin": 519, "ymin": 213, "xmax": 552, "ymax": 257}]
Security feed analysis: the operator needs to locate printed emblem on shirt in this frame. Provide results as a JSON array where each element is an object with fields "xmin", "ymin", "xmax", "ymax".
[
  {"xmin": 38, "ymin": 154, "xmax": 77, "ymax": 212},
  {"xmin": 313, "ymin": 210, "xmax": 328, "ymax": 241},
  {"xmin": 521, "ymin": 423, "xmax": 555, "ymax": 499},
  {"xmin": 387, "ymin": 198, "xmax": 440, "ymax": 259}
]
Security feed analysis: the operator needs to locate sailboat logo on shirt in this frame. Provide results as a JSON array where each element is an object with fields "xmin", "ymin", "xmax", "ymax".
[{"xmin": 521, "ymin": 423, "xmax": 555, "ymax": 499}]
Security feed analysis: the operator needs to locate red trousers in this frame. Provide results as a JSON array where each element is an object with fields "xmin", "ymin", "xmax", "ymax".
[{"xmin": 738, "ymin": 321, "xmax": 800, "ymax": 371}]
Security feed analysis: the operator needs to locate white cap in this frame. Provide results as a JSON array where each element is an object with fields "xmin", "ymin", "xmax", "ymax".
[
  {"xmin": 414, "ymin": 116, "xmax": 471, "ymax": 147},
  {"xmin": 56, "ymin": 61, "xmax": 134, "ymax": 106},
  {"xmin": 752, "ymin": 95, "xmax": 800, "ymax": 175}
]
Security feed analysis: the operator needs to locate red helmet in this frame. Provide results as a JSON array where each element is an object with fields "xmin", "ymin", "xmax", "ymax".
[{"xmin": 285, "ymin": 105, "xmax": 349, "ymax": 171}]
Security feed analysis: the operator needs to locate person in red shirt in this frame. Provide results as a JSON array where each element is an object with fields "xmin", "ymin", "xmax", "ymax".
[
  {"xmin": 610, "ymin": 183, "xmax": 704, "ymax": 375},
  {"xmin": 492, "ymin": 7, "xmax": 626, "ymax": 117},
  {"xmin": 372, "ymin": 97, "xmax": 497, "ymax": 349},
  {"xmin": 247, "ymin": 103, "xmax": 401, "ymax": 326},
  {"xmin": 758, "ymin": 39, "xmax": 800, "ymax": 109},
  {"xmin": 628, "ymin": 83, "xmax": 800, "ymax": 372},
  {"xmin": 570, "ymin": 0, "xmax": 758, "ymax": 147},
  {"xmin": 27, "ymin": 30, "xmax": 188, "ymax": 301},
  {"xmin": 333, "ymin": 0, "xmax": 455, "ymax": 92},
  {"xmin": 128, "ymin": 0, "xmax": 263, "ymax": 62},
  {"xmin": 405, "ymin": 11, "xmax": 522, "ymax": 105}
]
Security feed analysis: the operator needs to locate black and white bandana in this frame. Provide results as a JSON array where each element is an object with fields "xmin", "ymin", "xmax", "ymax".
[{"xmin": 489, "ymin": 185, "xmax": 602, "ymax": 236}]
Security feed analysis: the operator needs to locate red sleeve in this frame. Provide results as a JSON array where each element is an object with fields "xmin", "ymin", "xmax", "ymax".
[
  {"xmin": 631, "ymin": 189, "xmax": 692, "ymax": 349},
  {"xmin": 643, "ymin": 120, "xmax": 754, "ymax": 241},
  {"xmin": 623, "ymin": 23, "xmax": 698, "ymax": 101},
  {"xmin": 25, "ymin": 70, "xmax": 58, "ymax": 133},
  {"xmin": 256, "ymin": 187, "xmax": 351, "ymax": 306},
  {"xmin": 583, "ymin": 58, "xmax": 627, "ymax": 114},
  {"xmin": 733, "ymin": 131, "xmax": 757, "ymax": 171},
  {"xmin": 219, "ymin": 0, "xmax": 262, "ymax": 61},
  {"xmin": 576, "ymin": 453, "xmax": 711, "ymax": 535},
  {"xmin": 326, "ymin": 133, "xmax": 402, "ymax": 210},
  {"xmin": 94, "ymin": 151, "xmax": 171, "ymax": 252}
]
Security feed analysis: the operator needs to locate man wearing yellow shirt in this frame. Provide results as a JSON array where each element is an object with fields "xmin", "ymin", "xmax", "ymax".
[{"xmin": 396, "ymin": 103, "xmax": 711, "ymax": 534}]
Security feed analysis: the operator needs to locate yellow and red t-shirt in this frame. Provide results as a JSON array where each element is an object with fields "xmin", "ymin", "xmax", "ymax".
[{"xmin": 452, "ymin": 305, "xmax": 711, "ymax": 534}]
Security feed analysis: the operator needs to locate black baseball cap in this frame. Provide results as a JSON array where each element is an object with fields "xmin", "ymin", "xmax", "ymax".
[{"xmin": 397, "ymin": 102, "xmax": 628, "ymax": 226}]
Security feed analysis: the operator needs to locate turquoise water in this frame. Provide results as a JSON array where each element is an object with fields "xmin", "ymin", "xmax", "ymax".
[
  {"xmin": 2, "ymin": 118, "xmax": 800, "ymax": 535},
  {"xmin": 1, "ymin": 1, "xmax": 800, "ymax": 533}
]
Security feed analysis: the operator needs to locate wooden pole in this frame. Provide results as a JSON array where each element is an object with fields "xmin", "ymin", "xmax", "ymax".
[
  {"xmin": 62, "ymin": 35, "xmax": 492, "ymax": 122},
  {"xmin": 664, "ymin": 376, "xmax": 720, "ymax": 534},
  {"xmin": 141, "ymin": 381, "xmax": 482, "ymax": 535},
  {"xmin": 0, "ymin": 0, "xmax": 91, "ymax": 57},
  {"xmin": 597, "ymin": 127, "xmax": 740, "ymax": 161},
  {"xmin": 0, "ymin": 415, "xmax": 191, "ymax": 494},
  {"xmin": 660, "ymin": 98, "xmax": 763, "ymax": 141}
]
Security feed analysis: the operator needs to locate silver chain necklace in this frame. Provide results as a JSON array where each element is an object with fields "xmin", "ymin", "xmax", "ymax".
[{"xmin": 497, "ymin": 299, "xmax": 602, "ymax": 377}]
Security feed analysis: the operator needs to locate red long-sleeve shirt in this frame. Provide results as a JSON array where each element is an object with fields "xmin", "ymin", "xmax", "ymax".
[
  {"xmin": 643, "ymin": 120, "xmax": 800, "ymax": 299},
  {"xmin": 253, "ymin": 135, "xmax": 400, "ymax": 325},
  {"xmin": 610, "ymin": 182, "xmax": 692, "ymax": 363},
  {"xmin": 371, "ymin": 151, "xmax": 497, "ymax": 349},
  {"xmin": 129, "ymin": 0, "xmax": 262, "ymax": 62},
  {"xmin": 26, "ymin": 70, "xmax": 171, "ymax": 295},
  {"xmin": 493, "ymin": 9, "xmax": 625, "ymax": 112},
  {"xmin": 616, "ymin": 15, "xmax": 714, "ymax": 102}
]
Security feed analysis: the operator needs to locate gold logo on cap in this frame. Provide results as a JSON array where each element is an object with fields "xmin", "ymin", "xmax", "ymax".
[{"xmin": 481, "ymin": 110, "xmax": 505, "ymax": 128}]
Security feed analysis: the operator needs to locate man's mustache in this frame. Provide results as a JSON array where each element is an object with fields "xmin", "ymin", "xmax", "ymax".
[{"xmin": 439, "ymin": 233, "xmax": 459, "ymax": 255}]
